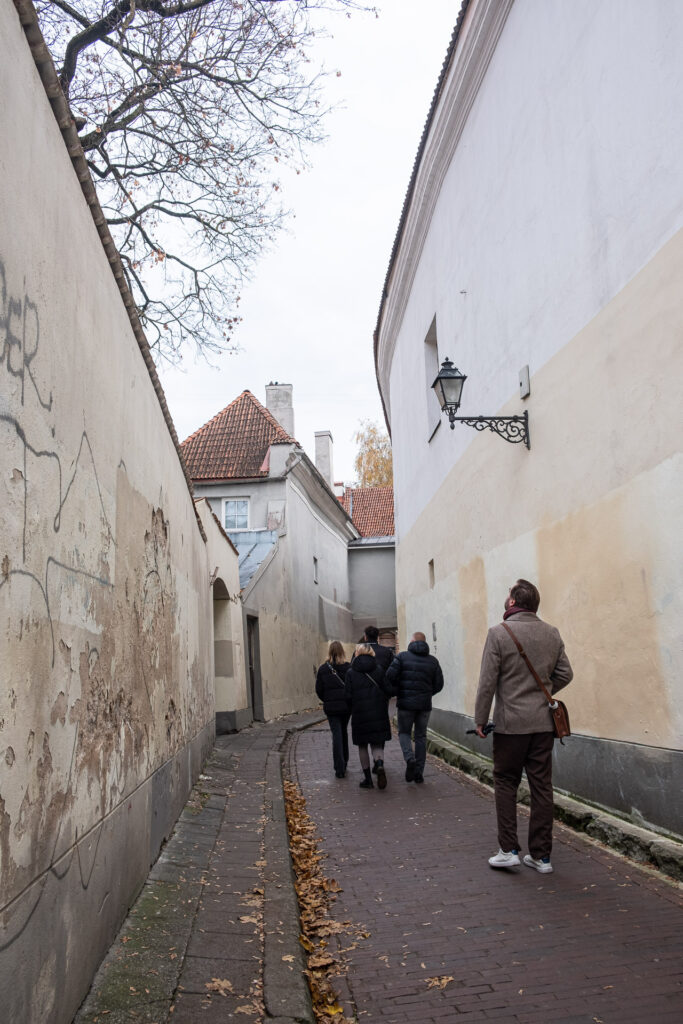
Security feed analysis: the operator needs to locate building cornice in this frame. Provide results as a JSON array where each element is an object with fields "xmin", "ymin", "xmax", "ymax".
[
  {"xmin": 374, "ymin": 0, "xmax": 514, "ymax": 429},
  {"xmin": 349, "ymin": 536, "xmax": 395, "ymax": 549}
]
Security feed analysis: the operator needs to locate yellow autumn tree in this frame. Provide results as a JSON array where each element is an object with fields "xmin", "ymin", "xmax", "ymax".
[{"xmin": 353, "ymin": 419, "xmax": 393, "ymax": 487}]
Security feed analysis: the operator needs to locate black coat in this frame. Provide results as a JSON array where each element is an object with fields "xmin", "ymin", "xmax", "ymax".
[
  {"xmin": 345, "ymin": 654, "xmax": 392, "ymax": 746},
  {"xmin": 368, "ymin": 641, "xmax": 393, "ymax": 671},
  {"xmin": 385, "ymin": 640, "xmax": 444, "ymax": 712},
  {"xmin": 315, "ymin": 661, "xmax": 351, "ymax": 716}
]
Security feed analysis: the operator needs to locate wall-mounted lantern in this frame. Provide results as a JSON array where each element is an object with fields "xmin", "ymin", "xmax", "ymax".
[{"xmin": 431, "ymin": 358, "xmax": 530, "ymax": 449}]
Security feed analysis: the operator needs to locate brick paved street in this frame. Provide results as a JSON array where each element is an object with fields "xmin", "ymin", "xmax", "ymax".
[{"xmin": 288, "ymin": 722, "xmax": 683, "ymax": 1024}]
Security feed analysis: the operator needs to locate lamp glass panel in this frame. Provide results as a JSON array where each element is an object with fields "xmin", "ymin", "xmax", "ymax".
[
  {"xmin": 432, "ymin": 377, "xmax": 448, "ymax": 410},
  {"xmin": 441, "ymin": 374, "xmax": 465, "ymax": 409}
]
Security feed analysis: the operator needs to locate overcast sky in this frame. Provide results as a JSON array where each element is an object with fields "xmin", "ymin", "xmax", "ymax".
[{"xmin": 158, "ymin": 1, "xmax": 459, "ymax": 484}]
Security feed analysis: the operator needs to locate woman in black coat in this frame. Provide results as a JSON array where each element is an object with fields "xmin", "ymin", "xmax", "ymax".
[
  {"xmin": 315, "ymin": 640, "xmax": 351, "ymax": 778},
  {"xmin": 345, "ymin": 644, "xmax": 393, "ymax": 789}
]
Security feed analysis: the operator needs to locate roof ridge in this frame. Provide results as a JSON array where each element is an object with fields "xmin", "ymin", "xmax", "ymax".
[
  {"xmin": 180, "ymin": 388, "xmax": 299, "ymax": 481},
  {"xmin": 243, "ymin": 390, "xmax": 297, "ymax": 443},
  {"xmin": 346, "ymin": 484, "xmax": 393, "ymax": 493},
  {"xmin": 181, "ymin": 390, "xmax": 255, "ymax": 447}
]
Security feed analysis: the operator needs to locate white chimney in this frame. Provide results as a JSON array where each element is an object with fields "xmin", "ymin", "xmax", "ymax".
[
  {"xmin": 265, "ymin": 382, "xmax": 294, "ymax": 437},
  {"xmin": 315, "ymin": 430, "xmax": 334, "ymax": 488}
]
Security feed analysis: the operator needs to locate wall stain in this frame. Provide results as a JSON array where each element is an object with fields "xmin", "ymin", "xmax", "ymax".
[
  {"xmin": 0, "ymin": 252, "xmax": 210, "ymax": 964},
  {"xmin": 457, "ymin": 556, "xmax": 488, "ymax": 708}
]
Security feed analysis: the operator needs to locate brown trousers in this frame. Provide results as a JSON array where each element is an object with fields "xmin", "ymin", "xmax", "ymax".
[{"xmin": 492, "ymin": 732, "xmax": 555, "ymax": 858}]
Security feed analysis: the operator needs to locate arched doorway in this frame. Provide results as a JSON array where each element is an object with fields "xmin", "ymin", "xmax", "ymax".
[{"xmin": 213, "ymin": 577, "xmax": 236, "ymax": 734}]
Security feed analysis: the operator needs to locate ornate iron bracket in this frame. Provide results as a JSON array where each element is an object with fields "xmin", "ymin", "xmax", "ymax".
[{"xmin": 447, "ymin": 409, "xmax": 530, "ymax": 449}]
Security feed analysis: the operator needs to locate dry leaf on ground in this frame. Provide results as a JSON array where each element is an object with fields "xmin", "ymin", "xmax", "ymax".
[
  {"xmin": 205, "ymin": 978, "xmax": 233, "ymax": 997},
  {"xmin": 426, "ymin": 975, "xmax": 454, "ymax": 990},
  {"xmin": 309, "ymin": 953, "xmax": 336, "ymax": 969}
]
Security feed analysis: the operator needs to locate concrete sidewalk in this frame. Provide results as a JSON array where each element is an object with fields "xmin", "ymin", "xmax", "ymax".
[{"xmin": 74, "ymin": 715, "xmax": 682, "ymax": 1024}]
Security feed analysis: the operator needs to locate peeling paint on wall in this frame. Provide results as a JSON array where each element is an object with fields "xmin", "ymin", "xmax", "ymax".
[{"xmin": 0, "ymin": 9, "xmax": 216, "ymax": 1012}]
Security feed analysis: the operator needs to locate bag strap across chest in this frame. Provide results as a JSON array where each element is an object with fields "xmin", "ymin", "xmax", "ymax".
[
  {"xmin": 501, "ymin": 623, "xmax": 555, "ymax": 706},
  {"xmin": 364, "ymin": 671, "xmax": 385, "ymax": 695},
  {"xmin": 328, "ymin": 663, "xmax": 346, "ymax": 685}
]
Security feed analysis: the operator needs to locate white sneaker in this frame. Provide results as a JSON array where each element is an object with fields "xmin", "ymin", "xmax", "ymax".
[
  {"xmin": 524, "ymin": 854, "xmax": 553, "ymax": 874},
  {"xmin": 488, "ymin": 848, "xmax": 520, "ymax": 868}
]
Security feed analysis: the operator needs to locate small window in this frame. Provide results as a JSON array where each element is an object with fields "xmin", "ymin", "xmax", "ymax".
[
  {"xmin": 313, "ymin": 556, "xmax": 319, "ymax": 584},
  {"xmin": 428, "ymin": 559, "xmax": 435, "ymax": 589},
  {"xmin": 224, "ymin": 498, "xmax": 249, "ymax": 531}
]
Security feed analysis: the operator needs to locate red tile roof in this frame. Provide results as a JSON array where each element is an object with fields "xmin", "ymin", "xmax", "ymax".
[
  {"xmin": 340, "ymin": 486, "xmax": 394, "ymax": 538},
  {"xmin": 181, "ymin": 390, "xmax": 296, "ymax": 481}
]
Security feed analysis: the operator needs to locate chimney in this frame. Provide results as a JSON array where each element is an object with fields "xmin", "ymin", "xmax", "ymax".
[
  {"xmin": 265, "ymin": 382, "xmax": 294, "ymax": 437},
  {"xmin": 315, "ymin": 430, "xmax": 334, "ymax": 488}
]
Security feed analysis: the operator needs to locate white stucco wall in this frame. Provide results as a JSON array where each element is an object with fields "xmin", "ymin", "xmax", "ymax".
[
  {"xmin": 199, "ymin": 473, "xmax": 289, "ymax": 534},
  {"xmin": 239, "ymin": 462, "xmax": 355, "ymax": 719},
  {"xmin": 348, "ymin": 545, "xmax": 397, "ymax": 629},
  {"xmin": 0, "ymin": 6, "xmax": 215, "ymax": 1020},
  {"xmin": 384, "ymin": 0, "xmax": 683, "ymax": 535},
  {"xmin": 377, "ymin": 0, "xmax": 683, "ymax": 833},
  {"xmin": 195, "ymin": 500, "xmax": 248, "ymax": 726}
]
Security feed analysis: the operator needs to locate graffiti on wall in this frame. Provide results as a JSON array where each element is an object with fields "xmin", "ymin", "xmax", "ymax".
[{"xmin": 0, "ymin": 254, "xmax": 199, "ymax": 960}]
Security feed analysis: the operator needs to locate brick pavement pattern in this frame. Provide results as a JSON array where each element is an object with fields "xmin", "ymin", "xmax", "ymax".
[{"xmin": 288, "ymin": 722, "xmax": 683, "ymax": 1024}]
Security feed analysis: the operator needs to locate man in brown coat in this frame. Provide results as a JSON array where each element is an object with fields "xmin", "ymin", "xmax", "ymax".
[{"xmin": 475, "ymin": 579, "xmax": 573, "ymax": 873}]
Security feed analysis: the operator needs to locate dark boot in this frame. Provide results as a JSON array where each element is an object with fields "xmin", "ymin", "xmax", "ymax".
[
  {"xmin": 405, "ymin": 757, "xmax": 416, "ymax": 782},
  {"xmin": 371, "ymin": 760, "xmax": 379, "ymax": 775},
  {"xmin": 359, "ymin": 768, "xmax": 373, "ymax": 788},
  {"xmin": 376, "ymin": 759, "xmax": 387, "ymax": 790}
]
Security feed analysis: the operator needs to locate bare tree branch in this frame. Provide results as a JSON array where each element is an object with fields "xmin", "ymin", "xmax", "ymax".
[{"xmin": 35, "ymin": 0, "xmax": 374, "ymax": 362}]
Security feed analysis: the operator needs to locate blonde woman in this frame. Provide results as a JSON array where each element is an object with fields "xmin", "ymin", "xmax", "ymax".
[
  {"xmin": 344, "ymin": 644, "xmax": 393, "ymax": 789},
  {"xmin": 315, "ymin": 641, "xmax": 352, "ymax": 778}
]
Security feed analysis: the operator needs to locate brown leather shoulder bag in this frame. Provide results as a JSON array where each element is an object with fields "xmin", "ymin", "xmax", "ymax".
[{"xmin": 502, "ymin": 623, "xmax": 571, "ymax": 743}]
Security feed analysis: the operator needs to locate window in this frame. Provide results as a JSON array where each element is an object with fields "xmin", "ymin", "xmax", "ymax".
[
  {"xmin": 428, "ymin": 558, "xmax": 435, "ymax": 589},
  {"xmin": 224, "ymin": 498, "xmax": 249, "ymax": 531},
  {"xmin": 424, "ymin": 316, "xmax": 441, "ymax": 440},
  {"xmin": 313, "ymin": 556, "xmax": 319, "ymax": 584}
]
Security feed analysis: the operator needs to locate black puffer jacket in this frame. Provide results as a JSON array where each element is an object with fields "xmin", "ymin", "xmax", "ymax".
[
  {"xmin": 345, "ymin": 654, "xmax": 392, "ymax": 746},
  {"xmin": 315, "ymin": 661, "xmax": 351, "ymax": 716},
  {"xmin": 385, "ymin": 640, "xmax": 444, "ymax": 712},
  {"xmin": 368, "ymin": 642, "xmax": 393, "ymax": 671}
]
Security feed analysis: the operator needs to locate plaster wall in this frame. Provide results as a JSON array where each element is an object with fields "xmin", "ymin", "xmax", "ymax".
[
  {"xmin": 0, "ymin": 6, "xmax": 214, "ymax": 1020},
  {"xmin": 242, "ymin": 470, "xmax": 354, "ymax": 719},
  {"xmin": 383, "ymin": 0, "xmax": 683, "ymax": 535},
  {"xmin": 198, "ymin": 475, "xmax": 287, "ymax": 534},
  {"xmin": 379, "ymin": 0, "xmax": 683, "ymax": 833},
  {"xmin": 348, "ymin": 546, "xmax": 397, "ymax": 628},
  {"xmin": 195, "ymin": 501, "xmax": 248, "ymax": 730}
]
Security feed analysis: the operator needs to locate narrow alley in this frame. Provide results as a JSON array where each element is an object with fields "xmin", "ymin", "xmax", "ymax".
[{"xmin": 75, "ymin": 715, "xmax": 682, "ymax": 1024}]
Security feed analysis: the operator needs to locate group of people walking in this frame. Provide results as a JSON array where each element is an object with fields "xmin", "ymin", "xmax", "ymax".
[
  {"xmin": 315, "ymin": 580, "xmax": 574, "ymax": 875},
  {"xmin": 315, "ymin": 625, "xmax": 444, "ymax": 789}
]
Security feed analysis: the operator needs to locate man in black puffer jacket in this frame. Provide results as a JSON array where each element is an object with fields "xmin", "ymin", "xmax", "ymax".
[
  {"xmin": 363, "ymin": 625, "xmax": 394, "ymax": 672},
  {"xmin": 386, "ymin": 632, "xmax": 444, "ymax": 783}
]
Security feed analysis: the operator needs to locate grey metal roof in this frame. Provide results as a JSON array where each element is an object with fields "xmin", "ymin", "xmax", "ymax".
[{"xmin": 229, "ymin": 530, "xmax": 278, "ymax": 590}]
